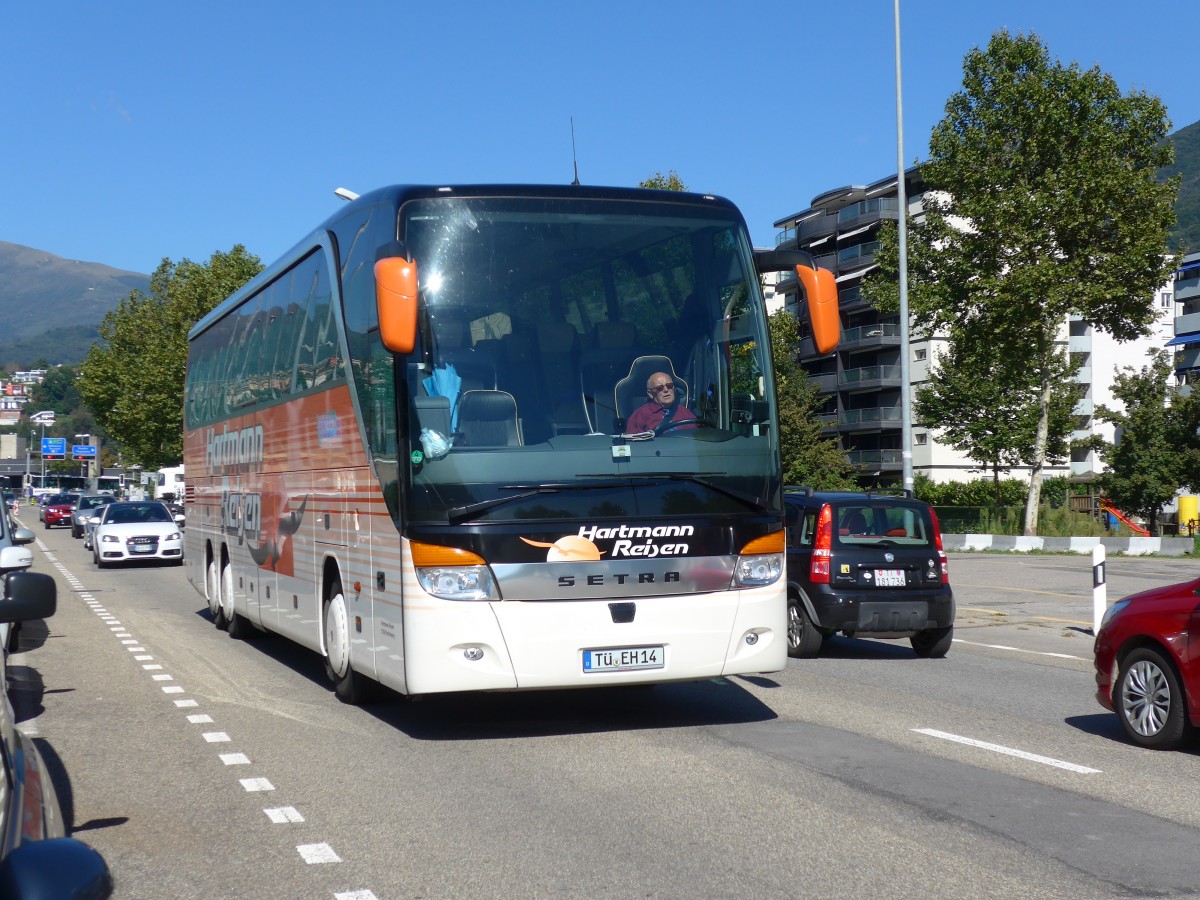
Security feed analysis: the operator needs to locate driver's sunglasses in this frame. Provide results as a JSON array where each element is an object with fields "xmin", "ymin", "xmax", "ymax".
[{"xmin": 649, "ymin": 383, "xmax": 675, "ymax": 394}]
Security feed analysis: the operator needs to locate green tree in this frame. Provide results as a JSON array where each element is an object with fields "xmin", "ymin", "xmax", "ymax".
[
  {"xmin": 639, "ymin": 171, "xmax": 688, "ymax": 191},
  {"xmin": 866, "ymin": 30, "xmax": 1179, "ymax": 535},
  {"xmin": 78, "ymin": 246, "xmax": 262, "ymax": 470},
  {"xmin": 768, "ymin": 311, "xmax": 857, "ymax": 489},
  {"xmin": 914, "ymin": 324, "xmax": 1077, "ymax": 502},
  {"xmin": 1092, "ymin": 351, "xmax": 1198, "ymax": 534}
]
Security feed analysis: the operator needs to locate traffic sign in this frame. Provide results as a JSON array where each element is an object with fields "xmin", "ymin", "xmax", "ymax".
[
  {"xmin": 30, "ymin": 410, "xmax": 56, "ymax": 425},
  {"xmin": 41, "ymin": 437, "xmax": 66, "ymax": 460},
  {"xmin": 72, "ymin": 444, "xmax": 97, "ymax": 460}
]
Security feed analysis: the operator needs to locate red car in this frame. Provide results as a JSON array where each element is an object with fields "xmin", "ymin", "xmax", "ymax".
[
  {"xmin": 1094, "ymin": 578, "xmax": 1200, "ymax": 750},
  {"xmin": 42, "ymin": 494, "xmax": 78, "ymax": 529}
]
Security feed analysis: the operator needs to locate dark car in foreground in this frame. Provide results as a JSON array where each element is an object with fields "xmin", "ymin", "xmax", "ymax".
[
  {"xmin": 1094, "ymin": 578, "xmax": 1200, "ymax": 750},
  {"xmin": 783, "ymin": 487, "xmax": 954, "ymax": 658},
  {"xmin": 0, "ymin": 566, "xmax": 112, "ymax": 896}
]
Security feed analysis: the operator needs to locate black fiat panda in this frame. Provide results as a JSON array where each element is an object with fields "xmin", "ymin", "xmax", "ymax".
[{"xmin": 783, "ymin": 487, "xmax": 954, "ymax": 658}]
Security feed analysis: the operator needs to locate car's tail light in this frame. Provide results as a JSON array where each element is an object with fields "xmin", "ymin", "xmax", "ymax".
[
  {"xmin": 810, "ymin": 503, "xmax": 832, "ymax": 584},
  {"xmin": 929, "ymin": 507, "xmax": 949, "ymax": 584}
]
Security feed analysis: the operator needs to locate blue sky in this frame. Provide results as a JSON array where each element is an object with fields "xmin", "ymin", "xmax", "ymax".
[{"xmin": 2, "ymin": 1, "xmax": 1197, "ymax": 276}]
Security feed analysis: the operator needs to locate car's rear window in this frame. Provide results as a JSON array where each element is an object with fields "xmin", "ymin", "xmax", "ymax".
[{"xmin": 832, "ymin": 502, "xmax": 934, "ymax": 547}]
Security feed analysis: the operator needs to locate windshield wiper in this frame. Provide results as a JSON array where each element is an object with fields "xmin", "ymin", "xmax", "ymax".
[
  {"xmin": 446, "ymin": 482, "xmax": 613, "ymax": 523},
  {"xmin": 575, "ymin": 472, "xmax": 771, "ymax": 514}
]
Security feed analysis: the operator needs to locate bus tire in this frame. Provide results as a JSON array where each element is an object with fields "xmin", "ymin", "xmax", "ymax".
[
  {"xmin": 323, "ymin": 578, "xmax": 374, "ymax": 705},
  {"xmin": 206, "ymin": 556, "xmax": 224, "ymax": 626},
  {"xmin": 217, "ymin": 562, "xmax": 236, "ymax": 632}
]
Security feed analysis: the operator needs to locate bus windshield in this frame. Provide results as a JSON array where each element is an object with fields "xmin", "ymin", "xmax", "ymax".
[{"xmin": 400, "ymin": 195, "xmax": 779, "ymax": 524}]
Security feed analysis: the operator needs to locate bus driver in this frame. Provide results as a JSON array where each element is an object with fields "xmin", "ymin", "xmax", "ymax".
[{"xmin": 625, "ymin": 372, "xmax": 697, "ymax": 435}]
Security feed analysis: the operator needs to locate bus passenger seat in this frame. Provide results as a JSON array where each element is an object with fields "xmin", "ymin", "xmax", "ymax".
[{"xmin": 455, "ymin": 390, "xmax": 523, "ymax": 447}]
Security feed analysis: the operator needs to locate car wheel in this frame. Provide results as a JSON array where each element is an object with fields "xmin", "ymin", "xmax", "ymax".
[
  {"xmin": 93, "ymin": 546, "xmax": 106, "ymax": 569},
  {"xmin": 1115, "ymin": 647, "xmax": 1188, "ymax": 750},
  {"xmin": 72, "ymin": 524, "xmax": 80, "ymax": 538},
  {"xmin": 911, "ymin": 625, "xmax": 953, "ymax": 658},
  {"xmin": 323, "ymin": 579, "xmax": 374, "ymax": 705},
  {"xmin": 787, "ymin": 597, "xmax": 822, "ymax": 658}
]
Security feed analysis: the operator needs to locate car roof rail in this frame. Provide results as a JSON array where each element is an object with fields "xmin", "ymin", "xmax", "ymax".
[
  {"xmin": 784, "ymin": 484, "xmax": 815, "ymax": 496},
  {"xmin": 865, "ymin": 488, "xmax": 915, "ymax": 499}
]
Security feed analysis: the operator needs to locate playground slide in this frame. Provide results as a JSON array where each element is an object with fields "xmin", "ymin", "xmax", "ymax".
[{"xmin": 1100, "ymin": 501, "xmax": 1149, "ymax": 536}]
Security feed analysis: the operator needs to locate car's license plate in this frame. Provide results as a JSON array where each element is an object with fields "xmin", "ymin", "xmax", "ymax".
[
  {"xmin": 873, "ymin": 569, "xmax": 906, "ymax": 587},
  {"xmin": 583, "ymin": 646, "xmax": 664, "ymax": 673}
]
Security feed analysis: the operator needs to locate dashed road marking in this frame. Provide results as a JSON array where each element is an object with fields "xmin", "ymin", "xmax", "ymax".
[{"xmin": 45, "ymin": 542, "xmax": 367, "ymax": 898}]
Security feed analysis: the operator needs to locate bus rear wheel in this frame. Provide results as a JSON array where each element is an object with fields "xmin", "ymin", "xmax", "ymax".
[
  {"xmin": 217, "ymin": 562, "xmax": 236, "ymax": 632},
  {"xmin": 323, "ymin": 579, "xmax": 373, "ymax": 705},
  {"xmin": 207, "ymin": 557, "xmax": 224, "ymax": 627}
]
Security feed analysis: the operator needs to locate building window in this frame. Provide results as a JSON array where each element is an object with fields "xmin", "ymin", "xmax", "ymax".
[
  {"xmin": 915, "ymin": 433, "xmax": 927, "ymax": 445},
  {"xmin": 915, "ymin": 348, "xmax": 927, "ymax": 361}
]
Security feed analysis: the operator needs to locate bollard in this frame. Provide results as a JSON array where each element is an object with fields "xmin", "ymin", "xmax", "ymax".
[{"xmin": 1092, "ymin": 543, "xmax": 1106, "ymax": 635}]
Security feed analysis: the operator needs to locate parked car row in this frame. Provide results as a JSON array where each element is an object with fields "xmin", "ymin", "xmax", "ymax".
[{"xmin": 0, "ymin": 495, "xmax": 113, "ymax": 894}]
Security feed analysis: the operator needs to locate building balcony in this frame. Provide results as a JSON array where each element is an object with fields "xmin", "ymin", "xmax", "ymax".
[
  {"xmin": 836, "ymin": 197, "xmax": 899, "ymax": 232},
  {"xmin": 804, "ymin": 372, "xmax": 838, "ymax": 394},
  {"xmin": 840, "ymin": 323, "xmax": 900, "ymax": 349},
  {"xmin": 845, "ymin": 448, "xmax": 904, "ymax": 470},
  {"xmin": 800, "ymin": 213, "xmax": 838, "ymax": 242},
  {"xmin": 836, "ymin": 241, "xmax": 881, "ymax": 271},
  {"xmin": 838, "ymin": 406, "xmax": 903, "ymax": 432},
  {"xmin": 1074, "ymin": 398, "xmax": 1093, "ymax": 416},
  {"xmin": 1174, "ymin": 311, "xmax": 1200, "ymax": 336},
  {"xmin": 839, "ymin": 365, "xmax": 903, "ymax": 390},
  {"xmin": 1175, "ymin": 274, "xmax": 1200, "ymax": 303}
]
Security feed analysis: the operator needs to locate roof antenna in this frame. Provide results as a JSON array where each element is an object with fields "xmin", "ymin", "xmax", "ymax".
[
  {"xmin": 334, "ymin": 187, "xmax": 359, "ymax": 202},
  {"xmin": 570, "ymin": 117, "xmax": 580, "ymax": 185}
]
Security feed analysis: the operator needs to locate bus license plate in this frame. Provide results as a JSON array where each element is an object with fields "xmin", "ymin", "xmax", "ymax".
[
  {"xmin": 583, "ymin": 646, "xmax": 664, "ymax": 673},
  {"xmin": 874, "ymin": 569, "xmax": 906, "ymax": 587}
]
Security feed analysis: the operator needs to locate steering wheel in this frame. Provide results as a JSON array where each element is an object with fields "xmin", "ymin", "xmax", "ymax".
[{"xmin": 656, "ymin": 418, "xmax": 712, "ymax": 436}]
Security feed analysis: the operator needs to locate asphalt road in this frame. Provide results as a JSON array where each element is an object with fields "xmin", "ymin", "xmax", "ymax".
[{"xmin": 10, "ymin": 530, "xmax": 1200, "ymax": 899}]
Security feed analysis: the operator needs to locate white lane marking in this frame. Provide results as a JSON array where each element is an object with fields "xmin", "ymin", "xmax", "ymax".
[
  {"xmin": 46, "ymin": 547, "xmax": 380, "ymax": 900},
  {"xmin": 913, "ymin": 728, "xmax": 1101, "ymax": 774},
  {"xmin": 265, "ymin": 807, "xmax": 305, "ymax": 824},
  {"xmin": 297, "ymin": 843, "xmax": 341, "ymax": 864},
  {"xmin": 952, "ymin": 638, "xmax": 1086, "ymax": 661}
]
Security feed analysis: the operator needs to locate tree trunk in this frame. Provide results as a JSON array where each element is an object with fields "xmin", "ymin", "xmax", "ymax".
[{"xmin": 1022, "ymin": 367, "xmax": 1053, "ymax": 537}]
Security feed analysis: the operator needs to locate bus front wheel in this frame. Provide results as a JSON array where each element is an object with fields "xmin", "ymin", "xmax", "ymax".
[{"xmin": 323, "ymin": 579, "xmax": 373, "ymax": 705}]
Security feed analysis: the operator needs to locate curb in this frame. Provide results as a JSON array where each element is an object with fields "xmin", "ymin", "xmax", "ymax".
[{"xmin": 943, "ymin": 534, "xmax": 1194, "ymax": 556}]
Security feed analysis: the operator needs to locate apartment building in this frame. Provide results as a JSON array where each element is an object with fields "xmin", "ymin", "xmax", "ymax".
[
  {"xmin": 772, "ymin": 168, "xmax": 1175, "ymax": 485},
  {"xmin": 1170, "ymin": 251, "xmax": 1200, "ymax": 385}
]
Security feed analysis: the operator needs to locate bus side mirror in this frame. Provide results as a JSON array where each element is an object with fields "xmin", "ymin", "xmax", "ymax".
[
  {"xmin": 375, "ymin": 256, "xmax": 419, "ymax": 354},
  {"xmin": 795, "ymin": 264, "xmax": 840, "ymax": 355}
]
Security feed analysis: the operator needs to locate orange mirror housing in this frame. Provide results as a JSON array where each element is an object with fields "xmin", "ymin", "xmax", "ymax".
[
  {"xmin": 795, "ymin": 264, "xmax": 840, "ymax": 355},
  {"xmin": 375, "ymin": 256, "xmax": 419, "ymax": 353}
]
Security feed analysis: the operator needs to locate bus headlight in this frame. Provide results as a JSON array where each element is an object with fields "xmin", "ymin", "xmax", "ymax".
[
  {"xmin": 411, "ymin": 541, "xmax": 499, "ymax": 600},
  {"xmin": 734, "ymin": 554, "xmax": 782, "ymax": 587},
  {"xmin": 416, "ymin": 566, "xmax": 497, "ymax": 601}
]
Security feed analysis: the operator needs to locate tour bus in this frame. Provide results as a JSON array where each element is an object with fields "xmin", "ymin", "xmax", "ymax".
[{"xmin": 182, "ymin": 184, "xmax": 839, "ymax": 702}]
